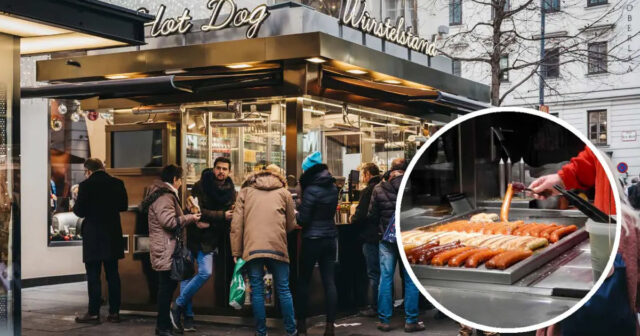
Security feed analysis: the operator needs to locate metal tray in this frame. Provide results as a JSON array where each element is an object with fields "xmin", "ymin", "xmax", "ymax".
[{"xmin": 409, "ymin": 208, "xmax": 589, "ymax": 285}]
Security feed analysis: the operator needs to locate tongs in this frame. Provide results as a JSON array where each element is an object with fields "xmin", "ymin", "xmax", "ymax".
[
  {"xmin": 511, "ymin": 182, "xmax": 551, "ymax": 197},
  {"xmin": 552, "ymin": 184, "xmax": 616, "ymax": 224}
]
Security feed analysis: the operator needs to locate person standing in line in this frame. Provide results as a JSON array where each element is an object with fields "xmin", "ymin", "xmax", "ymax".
[
  {"xmin": 171, "ymin": 157, "xmax": 236, "ymax": 332},
  {"xmin": 73, "ymin": 158, "xmax": 128, "ymax": 324},
  {"xmin": 230, "ymin": 169, "xmax": 298, "ymax": 336},
  {"xmin": 368, "ymin": 158, "xmax": 425, "ymax": 333},
  {"xmin": 296, "ymin": 152, "xmax": 339, "ymax": 336},
  {"xmin": 143, "ymin": 165, "xmax": 200, "ymax": 336},
  {"xmin": 351, "ymin": 163, "xmax": 383, "ymax": 317}
]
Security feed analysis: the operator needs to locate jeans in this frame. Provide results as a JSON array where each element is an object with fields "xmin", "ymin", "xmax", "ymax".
[
  {"xmin": 246, "ymin": 258, "xmax": 296, "ymax": 336},
  {"xmin": 85, "ymin": 259, "xmax": 120, "ymax": 316},
  {"xmin": 297, "ymin": 237, "xmax": 337, "ymax": 323},
  {"xmin": 176, "ymin": 251, "xmax": 214, "ymax": 317},
  {"xmin": 362, "ymin": 242, "xmax": 380, "ymax": 309},
  {"xmin": 157, "ymin": 270, "xmax": 178, "ymax": 331},
  {"xmin": 378, "ymin": 241, "xmax": 419, "ymax": 324}
]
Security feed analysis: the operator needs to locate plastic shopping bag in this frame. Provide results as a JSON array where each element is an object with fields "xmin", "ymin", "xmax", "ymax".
[{"xmin": 229, "ymin": 258, "xmax": 246, "ymax": 310}]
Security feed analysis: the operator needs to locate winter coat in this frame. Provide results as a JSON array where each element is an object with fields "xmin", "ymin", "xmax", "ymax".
[
  {"xmin": 187, "ymin": 170, "xmax": 236, "ymax": 254},
  {"xmin": 230, "ymin": 171, "xmax": 296, "ymax": 263},
  {"xmin": 144, "ymin": 180, "xmax": 194, "ymax": 271},
  {"xmin": 296, "ymin": 164, "xmax": 339, "ymax": 239},
  {"xmin": 558, "ymin": 146, "xmax": 616, "ymax": 214},
  {"xmin": 73, "ymin": 170, "xmax": 128, "ymax": 263},
  {"xmin": 368, "ymin": 171, "xmax": 404, "ymax": 235},
  {"xmin": 352, "ymin": 175, "xmax": 382, "ymax": 243}
]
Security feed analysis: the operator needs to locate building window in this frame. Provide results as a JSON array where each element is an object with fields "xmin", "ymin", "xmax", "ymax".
[
  {"xmin": 588, "ymin": 42, "xmax": 608, "ymax": 74},
  {"xmin": 543, "ymin": 0, "xmax": 560, "ymax": 12},
  {"xmin": 587, "ymin": 0, "xmax": 607, "ymax": 6},
  {"xmin": 588, "ymin": 110, "xmax": 607, "ymax": 145},
  {"xmin": 384, "ymin": 0, "xmax": 401, "ymax": 20},
  {"xmin": 491, "ymin": 0, "xmax": 510, "ymax": 20},
  {"xmin": 499, "ymin": 55, "xmax": 509, "ymax": 82},
  {"xmin": 542, "ymin": 48, "xmax": 560, "ymax": 78},
  {"xmin": 450, "ymin": 0, "xmax": 462, "ymax": 25},
  {"xmin": 452, "ymin": 60, "xmax": 462, "ymax": 76}
]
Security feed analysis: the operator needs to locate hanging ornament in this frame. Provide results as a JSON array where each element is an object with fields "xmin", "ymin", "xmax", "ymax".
[
  {"xmin": 70, "ymin": 112, "xmax": 81, "ymax": 122},
  {"xmin": 51, "ymin": 117, "xmax": 63, "ymax": 131},
  {"xmin": 87, "ymin": 110, "xmax": 98, "ymax": 121},
  {"xmin": 57, "ymin": 104, "xmax": 68, "ymax": 115}
]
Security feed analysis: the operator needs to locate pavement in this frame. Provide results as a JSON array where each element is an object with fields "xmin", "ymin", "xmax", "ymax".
[{"xmin": 22, "ymin": 282, "xmax": 536, "ymax": 336}]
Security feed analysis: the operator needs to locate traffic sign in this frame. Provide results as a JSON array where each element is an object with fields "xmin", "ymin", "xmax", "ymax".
[{"xmin": 617, "ymin": 162, "xmax": 628, "ymax": 174}]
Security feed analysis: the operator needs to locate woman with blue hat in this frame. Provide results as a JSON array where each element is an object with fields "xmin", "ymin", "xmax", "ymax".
[{"xmin": 296, "ymin": 151, "xmax": 339, "ymax": 336}]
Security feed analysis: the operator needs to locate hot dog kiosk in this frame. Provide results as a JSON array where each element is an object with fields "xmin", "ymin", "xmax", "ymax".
[
  {"xmin": 22, "ymin": 8, "xmax": 491, "ymax": 321},
  {"xmin": 400, "ymin": 112, "xmax": 617, "ymax": 328}
]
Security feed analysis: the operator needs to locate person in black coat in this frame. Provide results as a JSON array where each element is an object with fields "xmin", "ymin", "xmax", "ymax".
[
  {"xmin": 351, "ymin": 163, "xmax": 382, "ymax": 317},
  {"xmin": 73, "ymin": 158, "xmax": 128, "ymax": 324},
  {"xmin": 296, "ymin": 152, "xmax": 339, "ymax": 336}
]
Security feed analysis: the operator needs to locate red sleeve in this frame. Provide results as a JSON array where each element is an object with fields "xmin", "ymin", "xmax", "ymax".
[{"xmin": 557, "ymin": 146, "xmax": 597, "ymax": 190}]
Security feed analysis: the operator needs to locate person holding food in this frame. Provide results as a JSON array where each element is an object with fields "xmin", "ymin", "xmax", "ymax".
[
  {"xmin": 142, "ymin": 165, "xmax": 200, "ymax": 336},
  {"xmin": 530, "ymin": 146, "xmax": 639, "ymax": 336},
  {"xmin": 171, "ymin": 157, "xmax": 236, "ymax": 332}
]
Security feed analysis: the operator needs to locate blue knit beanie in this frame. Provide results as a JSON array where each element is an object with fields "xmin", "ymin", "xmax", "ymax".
[{"xmin": 302, "ymin": 151, "xmax": 322, "ymax": 172}]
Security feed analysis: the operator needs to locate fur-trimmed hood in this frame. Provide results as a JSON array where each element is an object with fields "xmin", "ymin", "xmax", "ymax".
[{"xmin": 241, "ymin": 170, "xmax": 287, "ymax": 191}]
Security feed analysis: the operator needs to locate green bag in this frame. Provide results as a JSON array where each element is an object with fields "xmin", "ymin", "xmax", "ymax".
[{"xmin": 229, "ymin": 258, "xmax": 246, "ymax": 310}]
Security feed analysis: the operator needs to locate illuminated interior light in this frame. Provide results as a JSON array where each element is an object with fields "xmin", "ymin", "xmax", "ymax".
[
  {"xmin": 226, "ymin": 64, "xmax": 252, "ymax": 69},
  {"xmin": 346, "ymin": 69, "xmax": 368, "ymax": 75},
  {"xmin": 20, "ymin": 32, "xmax": 126, "ymax": 55},
  {"xmin": 306, "ymin": 57, "xmax": 326, "ymax": 63}
]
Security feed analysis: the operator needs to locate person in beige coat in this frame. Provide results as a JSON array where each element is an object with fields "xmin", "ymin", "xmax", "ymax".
[
  {"xmin": 142, "ymin": 165, "xmax": 199, "ymax": 336},
  {"xmin": 230, "ymin": 170, "xmax": 297, "ymax": 336}
]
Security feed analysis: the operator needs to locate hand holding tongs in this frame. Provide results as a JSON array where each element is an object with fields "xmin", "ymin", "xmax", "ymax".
[
  {"xmin": 552, "ymin": 184, "xmax": 616, "ymax": 223},
  {"xmin": 511, "ymin": 182, "xmax": 552, "ymax": 198}
]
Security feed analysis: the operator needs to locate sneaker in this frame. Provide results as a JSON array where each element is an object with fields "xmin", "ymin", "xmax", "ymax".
[
  {"xmin": 169, "ymin": 304, "xmax": 183, "ymax": 331},
  {"xmin": 359, "ymin": 307, "xmax": 377, "ymax": 317},
  {"xmin": 404, "ymin": 321, "xmax": 426, "ymax": 333},
  {"xmin": 75, "ymin": 313, "xmax": 100, "ymax": 325},
  {"xmin": 106, "ymin": 313, "xmax": 120, "ymax": 323},
  {"xmin": 183, "ymin": 316, "xmax": 196, "ymax": 332},
  {"xmin": 376, "ymin": 322, "xmax": 392, "ymax": 332}
]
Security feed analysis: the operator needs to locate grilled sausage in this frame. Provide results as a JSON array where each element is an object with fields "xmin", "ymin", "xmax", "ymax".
[
  {"xmin": 513, "ymin": 223, "xmax": 535, "ymax": 236},
  {"xmin": 549, "ymin": 225, "xmax": 578, "ymax": 243},
  {"xmin": 418, "ymin": 241, "xmax": 461, "ymax": 264},
  {"xmin": 431, "ymin": 246, "xmax": 473, "ymax": 266},
  {"xmin": 465, "ymin": 249, "xmax": 504, "ymax": 268},
  {"xmin": 539, "ymin": 225, "xmax": 561, "ymax": 239},
  {"xmin": 406, "ymin": 241, "xmax": 439, "ymax": 263},
  {"xmin": 529, "ymin": 224, "xmax": 554, "ymax": 237},
  {"xmin": 448, "ymin": 248, "xmax": 487, "ymax": 267},
  {"xmin": 485, "ymin": 250, "xmax": 533, "ymax": 270},
  {"xmin": 500, "ymin": 183, "xmax": 514, "ymax": 222}
]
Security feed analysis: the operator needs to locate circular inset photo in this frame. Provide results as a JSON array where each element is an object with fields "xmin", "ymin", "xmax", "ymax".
[{"xmin": 397, "ymin": 108, "xmax": 622, "ymax": 333}]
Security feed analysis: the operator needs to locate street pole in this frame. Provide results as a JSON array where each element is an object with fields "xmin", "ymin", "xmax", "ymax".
[{"xmin": 539, "ymin": 0, "xmax": 546, "ymax": 108}]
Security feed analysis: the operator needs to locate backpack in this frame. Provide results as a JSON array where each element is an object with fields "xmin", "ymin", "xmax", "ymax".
[{"xmin": 381, "ymin": 213, "xmax": 397, "ymax": 243}]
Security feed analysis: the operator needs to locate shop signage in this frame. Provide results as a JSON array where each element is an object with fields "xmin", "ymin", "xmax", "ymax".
[
  {"xmin": 622, "ymin": 130, "xmax": 637, "ymax": 142},
  {"xmin": 339, "ymin": 0, "xmax": 438, "ymax": 57},
  {"xmin": 143, "ymin": 0, "xmax": 270, "ymax": 39}
]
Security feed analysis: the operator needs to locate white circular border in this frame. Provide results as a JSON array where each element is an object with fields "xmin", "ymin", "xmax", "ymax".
[{"xmin": 395, "ymin": 107, "xmax": 622, "ymax": 334}]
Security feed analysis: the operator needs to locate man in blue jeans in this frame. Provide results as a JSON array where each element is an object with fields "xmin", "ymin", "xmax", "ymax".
[
  {"xmin": 171, "ymin": 159, "xmax": 236, "ymax": 332},
  {"xmin": 230, "ymin": 169, "xmax": 298, "ymax": 336},
  {"xmin": 368, "ymin": 159, "xmax": 425, "ymax": 332}
]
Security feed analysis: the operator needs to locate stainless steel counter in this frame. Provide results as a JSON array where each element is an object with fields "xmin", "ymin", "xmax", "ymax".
[{"xmin": 404, "ymin": 208, "xmax": 595, "ymax": 328}]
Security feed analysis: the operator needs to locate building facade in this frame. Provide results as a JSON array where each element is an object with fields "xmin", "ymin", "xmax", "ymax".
[{"xmin": 416, "ymin": 0, "xmax": 640, "ymax": 179}]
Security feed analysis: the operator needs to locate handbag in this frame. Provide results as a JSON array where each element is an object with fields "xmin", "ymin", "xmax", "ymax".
[
  {"xmin": 170, "ymin": 225, "xmax": 195, "ymax": 282},
  {"xmin": 381, "ymin": 213, "xmax": 397, "ymax": 243}
]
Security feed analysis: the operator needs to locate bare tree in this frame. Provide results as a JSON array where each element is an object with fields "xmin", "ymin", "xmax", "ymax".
[
  {"xmin": 302, "ymin": 0, "xmax": 342, "ymax": 17},
  {"xmin": 434, "ymin": 0, "xmax": 640, "ymax": 106}
]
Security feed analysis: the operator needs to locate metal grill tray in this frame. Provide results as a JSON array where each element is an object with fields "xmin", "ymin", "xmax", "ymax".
[{"xmin": 408, "ymin": 208, "xmax": 588, "ymax": 285}]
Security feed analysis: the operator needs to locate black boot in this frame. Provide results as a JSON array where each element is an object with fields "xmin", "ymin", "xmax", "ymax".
[
  {"xmin": 297, "ymin": 319, "xmax": 307, "ymax": 336},
  {"xmin": 324, "ymin": 322, "xmax": 335, "ymax": 336}
]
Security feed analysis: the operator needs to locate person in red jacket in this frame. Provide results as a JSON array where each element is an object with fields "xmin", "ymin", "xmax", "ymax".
[{"xmin": 528, "ymin": 146, "xmax": 616, "ymax": 215}]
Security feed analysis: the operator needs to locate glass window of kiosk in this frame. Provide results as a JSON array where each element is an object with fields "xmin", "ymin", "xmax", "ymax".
[
  {"xmin": 184, "ymin": 99, "xmax": 286, "ymax": 188},
  {"xmin": 301, "ymin": 97, "xmax": 423, "ymax": 200},
  {"xmin": 48, "ymin": 99, "xmax": 91, "ymax": 244}
]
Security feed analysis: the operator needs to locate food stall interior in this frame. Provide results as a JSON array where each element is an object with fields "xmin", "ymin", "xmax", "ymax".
[
  {"xmin": 400, "ymin": 112, "xmax": 614, "ymax": 328},
  {"xmin": 25, "ymin": 32, "xmax": 490, "ymax": 320}
]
